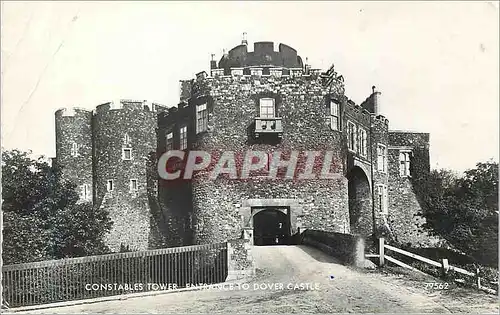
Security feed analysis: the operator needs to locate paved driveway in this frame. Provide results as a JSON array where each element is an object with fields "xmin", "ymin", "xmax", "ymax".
[{"xmin": 15, "ymin": 245, "xmax": 499, "ymax": 313}]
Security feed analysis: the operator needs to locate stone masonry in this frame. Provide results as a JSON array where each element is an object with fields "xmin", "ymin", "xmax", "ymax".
[{"xmin": 54, "ymin": 39, "xmax": 432, "ymax": 251}]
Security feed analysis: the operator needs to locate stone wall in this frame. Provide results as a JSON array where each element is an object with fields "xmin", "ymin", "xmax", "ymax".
[
  {"xmin": 93, "ymin": 101, "xmax": 160, "ymax": 251},
  {"xmin": 186, "ymin": 73, "xmax": 350, "ymax": 245},
  {"xmin": 191, "ymin": 177, "xmax": 349, "ymax": 245},
  {"xmin": 226, "ymin": 238, "xmax": 255, "ymax": 281},
  {"xmin": 300, "ymin": 229, "xmax": 365, "ymax": 267},
  {"xmin": 387, "ymin": 131, "xmax": 434, "ymax": 246},
  {"xmin": 54, "ymin": 108, "xmax": 93, "ymax": 202}
]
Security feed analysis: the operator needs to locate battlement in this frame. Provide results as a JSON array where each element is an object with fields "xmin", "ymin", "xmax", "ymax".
[
  {"xmin": 217, "ymin": 41, "xmax": 304, "ymax": 70},
  {"xmin": 343, "ymin": 98, "xmax": 373, "ymax": 126},
  {"xmin": 360, "ymin": 88, "xmax": 382, "ymax": 115},
  {"xmin": 373, "ymin": 114, "xmax": 389, "ymax": 126},
  {"xmin": 210, "ymin": 66, "xmax": 315, "ymax": 79},
  {"xmin": 94, "ymin": 99, "xmax": 167, "ymax": 115},
  {"xmin": 55, "ymin": 107, "xmax": 92, "ymax": 118},
  {"xmin": 389, "ymin": 130, "xmax": 429, "ymax": 148}
]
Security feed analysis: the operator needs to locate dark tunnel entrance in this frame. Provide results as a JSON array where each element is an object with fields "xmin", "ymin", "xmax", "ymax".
[{"xmin": 252, "ymin": 207, "xmax": 290, "ymax": 246}]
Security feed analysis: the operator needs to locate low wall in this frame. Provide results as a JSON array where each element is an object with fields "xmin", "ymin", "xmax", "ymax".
[
  {"xmin": 301, "ymin": 229, "xmax": 365, "ymax": 267},
  {"xmin": 226, "ymin": 238, "xmax": 255, "ymax": 281}
]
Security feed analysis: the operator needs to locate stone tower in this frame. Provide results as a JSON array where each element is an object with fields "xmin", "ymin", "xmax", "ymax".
[{"xmin": 54, "ymin": 107, "xmax": 93, "ymax": 202}]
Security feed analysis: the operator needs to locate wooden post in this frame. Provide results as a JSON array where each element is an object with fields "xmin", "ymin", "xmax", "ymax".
[
  {"xmin": 379, "ymin": 237, "xmax": 385, "ymax": 267},
  {"xmin": 441, "ymin": 258, "xmax": 449, "ymax": 277},
  {"xmin": 475, "ymin": 268, "xmax": 481, "ymax": 289}
]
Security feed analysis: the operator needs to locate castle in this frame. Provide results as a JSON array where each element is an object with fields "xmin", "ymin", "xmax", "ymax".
[{"xmin": 54, "ymin": 39, "xmax": 431, "ymax": 252}]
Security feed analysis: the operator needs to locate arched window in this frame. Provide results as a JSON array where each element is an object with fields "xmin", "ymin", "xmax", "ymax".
[{"xmin": 123, "ymin": 133, "xmax": 131, "ymax": 145}]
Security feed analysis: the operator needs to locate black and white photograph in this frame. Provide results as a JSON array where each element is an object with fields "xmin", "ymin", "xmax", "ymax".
[{"xmin": 0, "ymin": 1, "xmax": 498, "ymax": 314}]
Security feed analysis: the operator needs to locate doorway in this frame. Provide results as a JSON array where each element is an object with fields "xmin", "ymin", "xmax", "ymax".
[{"xmin": 252, "ymin": 207, "xmax": 290, "ymax": 246}]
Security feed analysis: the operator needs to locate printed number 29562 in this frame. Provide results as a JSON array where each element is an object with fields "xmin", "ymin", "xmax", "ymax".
[{"xmin": 425, "ymin": 282, "xmax": 449, "ymax": 290}]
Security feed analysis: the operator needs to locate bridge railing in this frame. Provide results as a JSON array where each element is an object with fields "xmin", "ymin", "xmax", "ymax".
[{"xmin": 2, "ymin": 243, "xmax": 228, "ymax": 308}]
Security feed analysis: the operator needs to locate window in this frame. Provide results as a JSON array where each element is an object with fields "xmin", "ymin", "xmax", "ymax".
[
  {"xmin": 231, "ymin": 68, "xmax": 243, "ymax": 76},
  {"xmin": 251, "ymin": 68, "xmax": 262, "ymax": 76},
  {"xmin": 71, "ymin": 142, "xmax": 78, "ymax": 157},
  {"xmin": 180, "ymin": 126, "xmax": 187, "ymax": 150},
  {"xmin": 196, "ymin": 103, "xmax": 208, "ymax": 133},
  {"xmin": 347, "ymin": 121, "xmax": 357, "ymax": 151},
  {"xmin": 259, "ymin": 98, "xmax": 275, "ymax": 118},
  {"xmin": 166, "ymin": 132, "xmax": 173, "ymax": 150},
  {"xmin": 81, "ymin": 184, "xmax": 91, "ymax": 201},
  {"xmin": 377, "ymin": 184, "xmax": 388, "ymax": 215},
  {"xmin": 130, "ymin": 179, "xmax": 138, "ymax": 191},
  {"xmin": 122, "ymin": 148, "xmax": 132, "ymax": 160},
  {"xmin": 377, "ymin": 144, "xmax": 387, "ymax": 173},
  {"xmin": 358, "ymin": 128, "xmax": 367, "ymax": 157},
  {"xmin": 270, "ymin": 68, "xmax": 282, "ymax": 77},
  {"xmin": 123, "ymin": 133, "xmax": 131, "ymax": 145},
  {"xmin": 399, "ymin": 151, "xmax": 411, "ymax": 177},
  {"xmin": 330, "ymin": 101, "xmax": 340, "ymax": 131},
  {"xmin": 106, "ymin": 180, "xmax": 114, "ymax": 192}
]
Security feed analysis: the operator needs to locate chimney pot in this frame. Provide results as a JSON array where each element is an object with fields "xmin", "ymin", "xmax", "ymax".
[{"xmin": 242, "ymin": 32, "xmax": 248, "ymax": 45}]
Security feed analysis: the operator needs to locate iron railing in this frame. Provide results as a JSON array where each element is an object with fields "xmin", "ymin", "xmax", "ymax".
[{"xmin": 2, "ymin": 242, "xmax": 228, "ymax": 308}]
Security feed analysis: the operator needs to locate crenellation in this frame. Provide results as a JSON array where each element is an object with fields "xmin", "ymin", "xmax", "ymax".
[{"xmin": 54, "ymin": 38, "xmax": 432, "ymax": 252}]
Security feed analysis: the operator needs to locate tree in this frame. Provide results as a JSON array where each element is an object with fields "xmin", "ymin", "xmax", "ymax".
[
  {"xmin": 417, "ymin": 161, "xmax": 498, "ymax": 266},
  {"xmin": 2, "ymin": 149, "xmax": 112, "ymax": 264}
]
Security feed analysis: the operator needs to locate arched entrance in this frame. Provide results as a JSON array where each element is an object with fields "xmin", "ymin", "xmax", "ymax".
[
  {"xmin": 347, "ymin": 166, "xmax": 372, "ymax": 237},
  {"xmin": 252, "ymin": 207, "xmax": 290, "ymax": 246}
]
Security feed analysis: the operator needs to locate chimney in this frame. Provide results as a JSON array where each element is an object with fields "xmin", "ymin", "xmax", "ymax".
[
  {"xmin": 305, "ymin": 57, "xmax": 311, "ymax": 74},
  {"xmin": 210, "ymin": 53, "xmax": 217, "ymax": 69},
  {"xmin": 242, "ymin": 32, "xmax": 248, "ymax": 46},
  {"xmin": 372, "ymin": 86, "xmax": 382, "ymax": 115}
]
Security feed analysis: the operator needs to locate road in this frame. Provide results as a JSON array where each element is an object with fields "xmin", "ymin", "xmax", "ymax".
[{"xmin": 17, "ymin": 245, "xmax": 499, "ymax": 313}]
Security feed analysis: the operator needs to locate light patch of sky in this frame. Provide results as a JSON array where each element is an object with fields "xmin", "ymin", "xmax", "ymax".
[{"xmin": 1, "ymin": 1, "xmax": 498, "ymax": 172}]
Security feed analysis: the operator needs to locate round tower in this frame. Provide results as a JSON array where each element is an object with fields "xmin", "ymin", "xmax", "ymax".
[
  {"xmin": 93, "ymin": 100, "xmax": 160, "ymax": 251},
  {"xmin": 54, "ymin": 107, "xmax": 93, "ymax": 203}
]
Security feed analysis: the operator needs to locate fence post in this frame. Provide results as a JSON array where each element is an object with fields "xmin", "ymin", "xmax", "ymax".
[
  {"xmin": 475, "ymin": 268, "xmax": 481, "ymax": 289},
  {"xmin": 379, "ymin": 237, "xmax": 385, "ymax": 267},
  {"xmin": 441, "ymin": 258, "xmax": 449, "ymax": 278}
]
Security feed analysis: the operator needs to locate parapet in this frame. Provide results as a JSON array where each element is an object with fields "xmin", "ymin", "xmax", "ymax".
[
  {"xmin": 372, "ymin": 114, "xmax": 390, "ymax": 128},
  {"xmin": 55, "ymin": 107, "xmax": 92, "ymax": 118},
  {"xmin": 389, "ymin": 130, "xmax": 429, "ymax": 147},
  {"xmin": 217, "ymin": 41, "xmax": 304, "ymax": 69},
  {"xmin": 94, "ymin": 99, "xmax": 167, "ymax": 115}
]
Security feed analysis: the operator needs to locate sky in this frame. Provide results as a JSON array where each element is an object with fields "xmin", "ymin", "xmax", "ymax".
[{"xmin": 1, "ymin": 1, "xmax": 498, "ymax": 172}]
